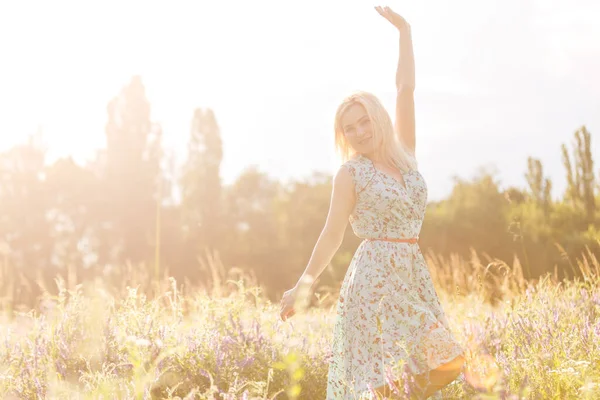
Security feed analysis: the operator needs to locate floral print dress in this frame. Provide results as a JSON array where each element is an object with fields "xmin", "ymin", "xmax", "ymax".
[{"xmin": 325, "ymin": 153, "xmax": 464, "ymax": 399}]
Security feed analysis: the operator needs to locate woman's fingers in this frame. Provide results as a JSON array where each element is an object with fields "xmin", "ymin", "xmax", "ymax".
[
  {"xmin": 280, "ymin": 305, "xmax": 295, "ymax": 321},
  {"xmin": 279, "ymin": 287, "xmax": 300, "ymax": 321},
  {"xmin": 279, "ymin": 297, "xmax": 290, "ymax": 320},
  {"xmin": 374, "ymin": 5, "xmax": 393, "ymax": 24},
  {"xmin": 375, "ymin": 5, "xmax": 408, "ymax": 30},
  {"xmin": 374, "ymin": 6, "xmax": 386, "ymax": 17}
]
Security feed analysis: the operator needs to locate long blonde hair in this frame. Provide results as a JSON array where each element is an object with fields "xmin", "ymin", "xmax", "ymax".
[{"xmin": 333, "ymin": 90, "xmax": 417, "ymax": 173}]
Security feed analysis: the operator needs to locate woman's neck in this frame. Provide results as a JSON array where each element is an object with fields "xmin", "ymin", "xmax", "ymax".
[{"xmin": 363, "ymin": 151, "xmax": 382, "ymax": 163}]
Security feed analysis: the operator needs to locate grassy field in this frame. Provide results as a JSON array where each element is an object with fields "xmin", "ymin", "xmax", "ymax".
[{"xmin": 0, "ymin": 247, "xmax": 599, "ymax": 399}]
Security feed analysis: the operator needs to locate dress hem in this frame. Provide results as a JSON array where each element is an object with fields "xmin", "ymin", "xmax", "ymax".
[{"xmin": 355, "ymin": 346, "xmax": 465, "ymax": 400}]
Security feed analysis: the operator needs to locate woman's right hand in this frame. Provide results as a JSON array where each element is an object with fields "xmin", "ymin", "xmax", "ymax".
[{"xmin": 279, "ymin": 286, "xmax": 298, "ymax": 321}]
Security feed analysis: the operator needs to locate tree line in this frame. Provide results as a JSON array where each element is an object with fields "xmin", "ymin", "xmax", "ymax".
[{"xmin": 1, "ymin": 75, "xmax": 598, "ymax": 307}]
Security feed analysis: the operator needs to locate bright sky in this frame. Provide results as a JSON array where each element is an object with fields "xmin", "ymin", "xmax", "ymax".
[{"xmin": 1, "ymin": 0, "xmax": 599, "ymax": 202}]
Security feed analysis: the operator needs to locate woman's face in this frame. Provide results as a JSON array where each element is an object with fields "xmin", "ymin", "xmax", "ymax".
[{"xmin": 341, "ymin": 103, "xmax": 378, "ymax": 154}]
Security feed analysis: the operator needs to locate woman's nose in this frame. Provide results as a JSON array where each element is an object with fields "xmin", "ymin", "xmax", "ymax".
[{"xmin": 357, "ymin": 127, "xmax": 369, "ymax": 137}]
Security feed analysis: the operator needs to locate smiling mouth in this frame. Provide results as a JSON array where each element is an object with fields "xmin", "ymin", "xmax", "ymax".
[{"xmin": 359, "ymin": 136, "xmax": 372, "ymax": 144}]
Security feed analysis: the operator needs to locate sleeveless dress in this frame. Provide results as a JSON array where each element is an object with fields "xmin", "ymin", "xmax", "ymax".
[{"xmin": 325, "ymin": 153, "xmax": 464, "ymax": 399}]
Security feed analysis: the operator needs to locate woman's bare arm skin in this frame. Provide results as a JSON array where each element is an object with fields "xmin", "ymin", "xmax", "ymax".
[
  {"xmin": 375, "ymin": 6, "xmax": 416, "ymax": 155},
  {"xmin": 395, "ymin": 24, "xmax": 416, "ymax": 155},
  {"xmin": 293, "ymin": 165, "xmax": 356, "ymax": 291}
]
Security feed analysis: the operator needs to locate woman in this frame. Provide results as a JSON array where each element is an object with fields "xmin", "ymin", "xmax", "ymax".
[{"xmin": 280, "ymin": 6, "xmax": 465, "ymax": 399}]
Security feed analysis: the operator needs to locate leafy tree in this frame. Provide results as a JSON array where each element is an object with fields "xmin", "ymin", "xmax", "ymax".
[
  {"xmin": 525, "ymin": 157, "xmax": 553, "ymax": 217},
  {"xmin": 0, "ymin": 136, "xmax": 52, "ymax": 305},
  {"xmin": 562, "ymin": 126, "xmax": 595, "ymax": 222},
  {"xmin": 179, "ymin": 108, "xmax": 224, "ymax": 281},
  {"xmin": 102, "ymin": 75, "xmax": 163, "ymax": 266}
]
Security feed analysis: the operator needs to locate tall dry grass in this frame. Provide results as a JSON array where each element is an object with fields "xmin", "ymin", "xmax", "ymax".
[{"xmin": 0, "ymin": 243, "xmax": 599, "ymax": 399}]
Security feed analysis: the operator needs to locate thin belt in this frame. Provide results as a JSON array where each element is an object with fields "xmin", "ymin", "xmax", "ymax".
[{"xmin": 364, "ymin": 237, "xmax": 419, "ymax": 244}]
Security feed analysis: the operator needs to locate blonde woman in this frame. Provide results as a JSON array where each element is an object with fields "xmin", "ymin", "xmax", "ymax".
[{"xmin": 280, "ymin": 5, "xmax": 465, "ymax": 399}]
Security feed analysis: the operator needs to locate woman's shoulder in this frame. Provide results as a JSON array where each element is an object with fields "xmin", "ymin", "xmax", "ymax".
[
  {"xmin": 341, "ymin": 154, "xmax": 373, "ymax": 185},
  {"xmin": 343, "ymin": 153, "xmax": 368, "ymax": 167},
  {"xmin": 341, "ymin": 153, "xmax": 365, "ymax": 172}
]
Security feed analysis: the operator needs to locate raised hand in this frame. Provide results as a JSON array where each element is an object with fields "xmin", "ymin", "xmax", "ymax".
[{"xmin": 374, "ymin": 5, "xmax": 410, "ymax": 32}]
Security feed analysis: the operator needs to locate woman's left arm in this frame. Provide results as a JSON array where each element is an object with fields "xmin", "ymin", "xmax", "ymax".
[
  {"xmin": 395, "ymin": 24, "xmax": 416, "ymax": 155},
  {"xmin": 375, "ymin": 6, "xmax": 416, "ymax": 155}
]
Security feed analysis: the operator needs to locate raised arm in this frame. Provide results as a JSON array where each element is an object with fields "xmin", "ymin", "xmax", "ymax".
[
  {"xmin": 375, "ymin": 6, "xmax": 416, "ymax": 155},
  {"xmin": 396, "ymin": 25, "xmax": 416, "ymax": 154}
]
